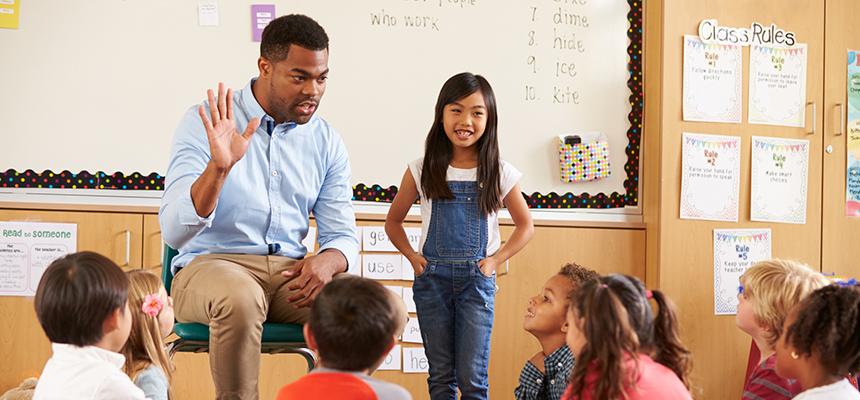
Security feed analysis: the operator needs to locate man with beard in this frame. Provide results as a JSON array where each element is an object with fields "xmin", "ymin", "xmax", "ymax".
[{"xmin": 159, "ymin": 14, "xmax": 358, "ymax": 399}]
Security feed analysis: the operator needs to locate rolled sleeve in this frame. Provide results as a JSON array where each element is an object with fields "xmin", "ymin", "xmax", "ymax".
[
  {"xmin": 313, "ymin": 132, "xmax": 359, "ymax": 268},
  {"xmin": 159, "ymin": 106, "xmax": 217, "ymax": 250}
]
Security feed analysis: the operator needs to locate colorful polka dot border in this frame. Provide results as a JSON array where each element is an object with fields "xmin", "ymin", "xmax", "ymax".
[{"xmin": 0, "ymin": 1, "xmax": 641, "ymax": 210}]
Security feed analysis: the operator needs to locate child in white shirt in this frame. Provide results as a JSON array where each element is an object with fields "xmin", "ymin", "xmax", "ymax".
[
  {"xmin": 775, "ymin": 283, "xmax": 860, "ymax": 400},
  {"xmin": 33, "ymin": 251, "xmax": 144, "ymax": 400}
]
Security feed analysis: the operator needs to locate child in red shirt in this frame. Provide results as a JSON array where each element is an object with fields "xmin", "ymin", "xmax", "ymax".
[
  {"xmin": 276, "ymin": 277, "xmax": 411, "ymax": 400},
  {"xmin": 736, "ymin": 260, "xmax": 829, "ymax": 400},
  {"xmin": 561, "ymin": 274, "xmax": 692, "ymax": 400}
]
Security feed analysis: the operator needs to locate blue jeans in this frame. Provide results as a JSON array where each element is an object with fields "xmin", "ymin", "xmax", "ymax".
[{"xmin": 414, "ymin": 180, "xmax": 496, "ymax": 399}]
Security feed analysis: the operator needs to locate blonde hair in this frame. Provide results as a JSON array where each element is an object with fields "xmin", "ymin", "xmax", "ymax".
[
  {"xmin": 739, "ymin": 259, "xmax": 828, "ymax": 346},
  {"xmin": 121, "ymin": 270, "xmax": 173, "ymax": 394}
]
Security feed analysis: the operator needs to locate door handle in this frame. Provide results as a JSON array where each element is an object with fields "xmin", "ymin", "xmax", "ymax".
[
  {"xmin": 836, "ymin": 103, "xmax": 845, "ymax": 136},
  {"xmin": 807, "ymin": 102, "xmax": 816, "ymax": 135},
  {"xmin": 122, "ymin": 230, "xmax": 131, "ymax": 267}
]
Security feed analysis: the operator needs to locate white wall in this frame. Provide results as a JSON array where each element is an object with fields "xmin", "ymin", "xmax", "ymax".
[{"xmin": 0, "ymin": 0, "xmax": 634, "ymax": 197}]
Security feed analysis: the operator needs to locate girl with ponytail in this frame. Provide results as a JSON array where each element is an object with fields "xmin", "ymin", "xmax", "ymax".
[{"xmin": 561, "ymin": 274, "xmax": 692, "ymax": 400}]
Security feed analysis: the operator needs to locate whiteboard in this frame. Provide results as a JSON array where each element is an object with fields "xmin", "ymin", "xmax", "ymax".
[{"xmin": 0, "ymin": 0, "xmax": 640, "ymax": 207}]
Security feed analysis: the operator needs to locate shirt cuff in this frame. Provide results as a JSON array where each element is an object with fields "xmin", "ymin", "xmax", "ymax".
[
  {"xmin": 177, "ymin": 190, "xmax": 216, "ymax": 227},
  {"xmin": 318, "ymin": 236, "xmax": 359, "ymax": 269}
]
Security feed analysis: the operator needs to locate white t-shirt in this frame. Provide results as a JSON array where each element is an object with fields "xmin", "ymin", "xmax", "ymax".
[
  {"xmin": 34, "ymin": 343, "xmax": 146, "ymax": 400},
  {"xmin": 794, "ymin": 379, "xmax": 860, "ymax": 400},
  {"xmin": 408, "ymin": 158, "xmax": 522, "ymax": 256}
]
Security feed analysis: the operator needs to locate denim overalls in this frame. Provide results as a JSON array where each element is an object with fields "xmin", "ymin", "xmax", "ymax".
[{"xmin": 413, "ymin": 180, "xmax": 497, "ymax": 400}]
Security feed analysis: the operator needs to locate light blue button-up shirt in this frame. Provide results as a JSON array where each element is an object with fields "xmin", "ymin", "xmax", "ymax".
[{"xmin": 159, "ymin": 78, "xmax": 358, "ymax": 272}]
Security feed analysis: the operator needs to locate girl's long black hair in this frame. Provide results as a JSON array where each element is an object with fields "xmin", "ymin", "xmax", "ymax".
[{"xmin": 421, "ymin": 72, "xmax": 502, "ymax": 216}]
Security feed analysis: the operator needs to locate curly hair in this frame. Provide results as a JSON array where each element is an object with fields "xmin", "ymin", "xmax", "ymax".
[
  {"xmin": 558, "ymin": 262, "xmax": 599, "ymax": 290},
  {"xmin": 260, "ymin": 14, "xmax": 329, "ymax": 62},
  {"xmin": 784, "ymin": 284, "xmax": 860, "ymax": 376}
]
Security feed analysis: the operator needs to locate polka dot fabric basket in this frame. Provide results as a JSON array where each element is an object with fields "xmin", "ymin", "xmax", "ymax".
[{"xmin": 559, "ymin": 134, "xmax": 611, "ymax": 183}]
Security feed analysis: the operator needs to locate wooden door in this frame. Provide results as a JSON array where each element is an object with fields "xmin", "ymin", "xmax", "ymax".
[
  {"xmin": 656, "ymin": 1, "xmax": 825, "ymax": 398},
  {"xmin": 142, "ymin": 214, "xmax": 163, "ymax": 277},
  {"xmin": 822, "ymin": 0, "xmax": 860, "ymax": 279}
]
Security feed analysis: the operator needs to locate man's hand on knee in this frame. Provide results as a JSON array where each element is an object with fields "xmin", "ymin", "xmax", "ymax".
[{"xmin": 282, "ymin": 250, "xmax": 347, "ymax": 308}]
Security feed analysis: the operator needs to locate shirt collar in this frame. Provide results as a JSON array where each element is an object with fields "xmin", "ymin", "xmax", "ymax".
[
  {"xmin": 545, "ymin": 344, "xmax": 572, "ymax": 365},
  {"xmin": 241, "ymin": 78, "xmax": 301, "ymax": 135},
  {"xmin": 51, "ymin": 343, "xmax": 126, "ymax": 368}
]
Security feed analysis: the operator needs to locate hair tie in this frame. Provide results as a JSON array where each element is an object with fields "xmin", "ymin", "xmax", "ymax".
[
  {"xmin": 645, "ymin": 290, "xmax": 653, "ymax": 299},
  {"xmin": 600, "ymin": 283, "xmax": 608, "ymax": 288},
  {"xmin": 835, "ymin": 278, "xmax": 858, "ymax": 287},
  {"xmin": 141, "ymin": 294, "xmax": 164, "ymax": 318}
]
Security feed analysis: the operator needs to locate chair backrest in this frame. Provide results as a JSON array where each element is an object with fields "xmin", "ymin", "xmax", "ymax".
[{"xmin": 161, "ymin": 244, "xmax": 179, "ymax": 294}]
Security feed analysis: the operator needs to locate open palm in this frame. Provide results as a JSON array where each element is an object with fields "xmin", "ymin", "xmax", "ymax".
[{"xmin": 198, "ymin": 82, "xmax": 261, "ymax": 171}]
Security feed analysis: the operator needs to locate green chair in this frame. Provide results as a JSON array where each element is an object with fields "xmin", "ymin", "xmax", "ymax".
[{"xmin": 161, "ymin": 245, "xmax": 317, "ymax": 371}]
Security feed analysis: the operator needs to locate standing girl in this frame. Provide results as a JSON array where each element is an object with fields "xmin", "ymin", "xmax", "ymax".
[
  {"xmin": 562, "ymin": 274, "xmax": 693, "ymax": 400},
  {"xmin": 121, "ymin": 270, "xmax": 176, "ymax": 400},
  {"xmin": 385, "ymin": 72, "xmax": 534, "ymax": 399}
]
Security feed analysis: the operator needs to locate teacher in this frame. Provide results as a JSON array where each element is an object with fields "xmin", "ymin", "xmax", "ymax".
[{"xmin": 159, "ymin": 14, "xmax": 358, "ymax": 399}]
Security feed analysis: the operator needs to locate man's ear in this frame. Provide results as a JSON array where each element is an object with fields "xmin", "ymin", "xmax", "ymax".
[
  {"xmin": 303, "ymin": 323, "xmax": 318, "ymax": 351},
  {"xmin": 561, "ymin": 321, "xmax": 569, "ymax": 333},
  {"xmin": 258, "ymin": 57, "xmax": 272, "ymax": 78}
]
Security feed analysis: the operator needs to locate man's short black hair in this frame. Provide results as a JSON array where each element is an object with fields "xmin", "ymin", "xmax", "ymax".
[
  {"xmin": 260, "ymin": 14, "xmax": 329, "ymax": 62},
  {"xmin": 308, "ymin": 276, "xmax": 400, "ymax": 371},
  {"xmin": 34, "ymin": 251, "xmax": 129, "ymax": 346}
]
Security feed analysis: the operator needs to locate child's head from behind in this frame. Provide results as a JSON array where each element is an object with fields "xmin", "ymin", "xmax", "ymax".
[
  {"xmin": 524, "ymin": 263, "xmax": 598, "ymax": 338},
  {"xmin": 566, "ymin": 274, "xmax": 692, "ymax": 398},
  {"xmin": 34, "ymin": 251, "xmax": 130, "ymax": 351},
  {"xmin": 422, "ymin": 72, "xmax": 501, "ymax": 216},
  {"xmin": 122, "ymin": 270, "xmax": 174, "ymax": 380},
  {"xmin": 306, "ymin": 276, "xmax": 406, "ymax": 372},
  {"xmin": 775, "ymin": 283, "xmax": 860, "ymax": 381},
  {"xmin": 737, "ymin": 259, "xmax": 829, "ymax": 348}
]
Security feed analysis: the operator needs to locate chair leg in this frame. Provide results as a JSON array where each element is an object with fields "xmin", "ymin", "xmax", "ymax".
[
  {"xmin": 167, "ymin": 339, "xmax": 182, "ymax": 359},
  {"xmin": 293, "ymin": 347, "xmax": 317, "ymax": 372}
]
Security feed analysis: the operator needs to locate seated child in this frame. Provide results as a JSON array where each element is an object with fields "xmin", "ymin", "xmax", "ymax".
[
  {"xmin": 775, "ymin": 283, "xmax": 860, "ymax": 400},
  {"xmin": 516, "ymin": 263, "xmax": 599, "ymax": 400},
  {"xmin": 276, "ymin": 276, "xmax": 411, "ymax": 400},
  {"xmin": 121, "ymin": 270, "xmax": 175, "ymax": 400},
  {"xmin": 737, "ymin": 259, "xmax": 829, "ymax": 400},
  {"xmin": 33, "ymin": 251, "xmax": 145, "ymax": 399},
  {"xmin": 562, "ymin": 274, "xmax": 693, "ymax": 400}
]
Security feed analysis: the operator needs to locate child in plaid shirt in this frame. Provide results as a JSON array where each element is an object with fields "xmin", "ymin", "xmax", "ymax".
[{"xmin": 515, "ymin": 263, "xmax": 599, "ymax": 400}]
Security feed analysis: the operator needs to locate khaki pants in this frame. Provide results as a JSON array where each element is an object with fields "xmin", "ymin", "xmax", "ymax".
[{"xmin": 171, "ymin": 253, "xmax": 310, "ymax": 400}]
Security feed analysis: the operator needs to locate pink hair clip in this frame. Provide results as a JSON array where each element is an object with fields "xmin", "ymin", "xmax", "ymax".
[
  {"xmin": 141, "ymin": 294, "xmax": 164, "ymax": 318},
  {"xmin": 600, "ymin": 283, "xmax": 608, "ymax": 288},
  {"xmin": 646, "ymin": 290, "xmax": 653, "ymax": 299}
]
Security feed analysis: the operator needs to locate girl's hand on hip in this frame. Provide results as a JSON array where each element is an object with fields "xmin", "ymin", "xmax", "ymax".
[
  {"xmin": 407, "ymin": 253, "xmax": 428, "ymax": 276},
  {"xmin": 478, "ymin": 256, "xmax": 500, "ymax": 277}
]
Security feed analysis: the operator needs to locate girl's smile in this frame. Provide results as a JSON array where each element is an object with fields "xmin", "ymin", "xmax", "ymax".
[{"xmin": 443, "ymin": 91, "xmax": 487, "ymax": 151}]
